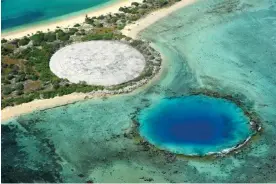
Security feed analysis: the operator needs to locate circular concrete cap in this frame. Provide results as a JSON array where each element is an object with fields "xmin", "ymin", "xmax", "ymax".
[{"xmin": 49, "ymin": 41, "xmax": 146, "ymax": 86}]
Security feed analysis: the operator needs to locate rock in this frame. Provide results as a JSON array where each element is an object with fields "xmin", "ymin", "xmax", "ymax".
[{"xmin": 78, "ymin": 174, "xmax": 84, "ymax": 177}]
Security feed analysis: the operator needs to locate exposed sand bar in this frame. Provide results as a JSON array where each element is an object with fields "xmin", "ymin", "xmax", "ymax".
[
  {"xmin": 122, "ymin": 0, "xmax": 196, "ymax": 39},
  {"xmin": 1, "ymin": 0, "xmax": 143, "ymax": 40}
]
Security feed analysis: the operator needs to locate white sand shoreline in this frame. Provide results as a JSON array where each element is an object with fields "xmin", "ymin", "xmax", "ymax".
[
  {"xmin": 121, "ymin": 0, "xmax": 196, "ymax": 39},
  {"xmin": 1, "ymin": 0, "xmax": 196, "ymax": 123},
  {"xmin": 1, "ymin": 0, "xmax": 143, "ymax": 40},
  {"xmin": 1, "ymin": 57, "xmax": 166, "ymax": 123}
]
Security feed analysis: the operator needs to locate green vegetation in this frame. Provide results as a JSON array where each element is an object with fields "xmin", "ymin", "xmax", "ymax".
[
  {"xmin": 1, "ymin": 0, "xmax": 176, "ymax": 108},
  {"xmin": 18, "ymin": 37, "xmax": 30, "ymax": 46}
]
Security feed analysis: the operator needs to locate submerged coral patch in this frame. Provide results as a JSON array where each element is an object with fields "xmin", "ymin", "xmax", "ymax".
[{"xmin": 138, "ymin": 95, "xmax": 254, "ymax": 156}]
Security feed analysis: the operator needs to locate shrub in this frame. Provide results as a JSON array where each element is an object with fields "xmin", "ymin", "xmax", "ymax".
[
  {"xmin": 27, "ymin": 75, "xmax": 39, "ymax": 81},
  {"xmin": 53, "ymin": 83, "xmax": 60, "ymax": 89},
  {"xmin": 7, "ymin": 75, "xmax": 14, "ymax": 80},
  {"xmin": 85, "ymin": 16, "xmax": 94, "ymax": 25},
  {"xmin": 15, "ymin": 83, "xmax": 24, "ymax": 90},
  {"xmin": 18, "ymin": 37, "xmax": 30, "ymax": 46},
  {"xmin": 44, "ymin": 32, "xmax": 57, "ymax": 42},
  {"xmin": 1, "ymin": 44, "xmax": 16, "ymax": 55},
  {"xmin": 1, "ymin": 38, "xmax": 7, "ymax": 43},
  {"xmin": 2, "ymin": 87, "xmax": 13, "ymax": 95},
  {"xmin": 2, "ymin": 79, "xmax": 11, "ymax": 85},
  {"xmin": 131, "ymin": 2, "xmax": 139, "ymax": 6},
  {"xmin": 68, "ymin": 28, "xmax": 78, "ymax": 35},
  {"xmin": 15, "ymin": 74, "xmax": 26, "ymax": 82},
  {"xmin": 56, "ymin": 29, "xmax": 65, "ymax": 37},
  {"xmin": 16, "ymin": 90, "xmax": 24, "ymax": 96},
  {"xmin": 30, "ymin": 32, "xmax": 45, "ymax": 46},
  {"xmin": 59, "ymin": 34, "xmax": 70, "ymax": 41}
]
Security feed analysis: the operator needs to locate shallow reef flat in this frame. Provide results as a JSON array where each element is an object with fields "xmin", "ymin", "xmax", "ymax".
[{"xmin": 2, "ymin": 0, "xmax": 276, "ymax": 182}]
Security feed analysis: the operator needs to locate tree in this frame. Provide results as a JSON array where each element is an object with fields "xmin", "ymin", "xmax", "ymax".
[
  {"xmin": 2, "ymin": 87, "xmax": 13, "ymax": 95},
  {"xmin": 15, "ymin": 83, "xmax": 24, "ymax": 90},
  {"xmin": 2, "ymin": 79, "xmax": 11, "ymax": 85},
  {"xmin": 1, "ymin": 44, "xmax": 16, "ymax": 55},
  {"xmin": 7, "ymin": 74, "xmax": 14, "ymax": 80},
  {"xmin": 59, "ymin": 34, "xmax": 70, "ymax": 41},
  {"xmin": 53, "ymin": 83, "xmax": 60, "ymax": 89},
  {"xmin": 1, "ymin": 38, "xmax": 7, "ymax": 43},
  {"xmin": 15, "ymin": 74, "xmax": 26, "ymax": 82},
  {"xmin": 85, "ymin": 16, "xmax": 94, "ymax": 25},
  {"xmin": 30, "ymin": 32, "xmax": 45, "ymax": 46},
  {"xmin": 131, "ymin": 2, "xmax": 140, "ymax": 6},
  {"xmin": 56, "ymin": 29, "xmax": 65, "ymax": 37},
  {"xmin": 18, "ymin": 37, "xmax": 30, "ymax": 46},
  {"xmin": 44, "ymin": 32, "xmax": 57, "ymax": 42},
  {"xmin": 68, "ymin": 28, "xmax": 78, "ymax": 35},
  {"xmin": 158, "ymin": 0, "xmax": 169, "ymax": 6},
  {"xmin": 28, "ymin": 75, "xmax": 39, "ymax": 81},
  {"xmin": 16, "ymin": 90, "xmax": 24, "ymax": 96},
  {"xmin": 141, "ymin": 4, "xmax": 148, "ymax": 8},
  {"xmin": 94, "ymin": 22, "xmax": 103, "ymax": 28}
]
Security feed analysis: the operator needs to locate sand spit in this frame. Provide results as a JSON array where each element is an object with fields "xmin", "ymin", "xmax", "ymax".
[
  {"xmin": 1, "ymin": 0, "xmax": 143, "ymax": 40},
  {"xmin": 121, "ymin": 0, "xmax": 196, "ymax": 39},
  {"xmin": 50, "ymin": 41, "xmax": 146, "ymax": 86}
]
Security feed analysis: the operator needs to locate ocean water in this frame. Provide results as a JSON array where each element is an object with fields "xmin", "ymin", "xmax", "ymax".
[
  {"xmin": 1, "ymin": 0, "xmax": 114, "ymax": 31},
  {"xmin": 2, "ymin": 0, "xmax": 276, "ymax": 182},
  {"xmin": 138, "ymin": 95, "xmax": 252, "ymax": 155}
]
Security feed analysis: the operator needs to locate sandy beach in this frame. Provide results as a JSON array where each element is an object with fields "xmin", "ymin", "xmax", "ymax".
[
  {"xmin": 121, "ymin": 0, "xmax": 196, "ymax": 39},
  {"xmin": 1, "ymin": 59, "xmax": 166, "ymax": 122},
  {"xmin": 1, "ymin": 0, "xmax": 195, "ymax": 122},
  {"xmin": 1, "ymin": 0, "xmax": 143, "ymax": 40},
  {"xmin": 1, "ymin": 93, "xmax": 95, "ymax": 123}
]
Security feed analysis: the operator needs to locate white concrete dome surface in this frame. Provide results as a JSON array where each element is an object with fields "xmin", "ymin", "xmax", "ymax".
[{"xmin": 49, "ymin": 41, "xmax": 146, "ymax": 86}]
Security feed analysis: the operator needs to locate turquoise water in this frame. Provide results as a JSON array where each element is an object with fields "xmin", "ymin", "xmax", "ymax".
[
  {"xmin": 1, "ymin": 0, "xmax": 114, "ymax": 31},
  {"xmin": 138, "ymin": 95, "xmax": 251, "ymax": 155},
  {"xmin": 2, "ymin": 0, "xmax": 276, "ymax": 182}
]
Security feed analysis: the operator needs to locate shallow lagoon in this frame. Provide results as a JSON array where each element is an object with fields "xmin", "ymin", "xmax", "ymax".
[{"xmin": 2, "ymin": 0, "xmax": 276, "ymax": 182}]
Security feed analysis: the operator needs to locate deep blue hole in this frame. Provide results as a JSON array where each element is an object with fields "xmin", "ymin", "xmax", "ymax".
[{"xmin": 138, "ymin": 95, "xmax": 252, "ymax": 155}]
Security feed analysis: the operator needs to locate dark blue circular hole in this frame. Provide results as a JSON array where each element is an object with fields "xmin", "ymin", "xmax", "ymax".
[{"xmin": 138, "ymin": 95, "xmax": 253, "ymax": 155}]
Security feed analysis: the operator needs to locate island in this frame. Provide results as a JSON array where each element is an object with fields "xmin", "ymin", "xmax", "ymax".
[{"xmin": 1, "ymin": 0, "xmax": 189, "ymax": 120}]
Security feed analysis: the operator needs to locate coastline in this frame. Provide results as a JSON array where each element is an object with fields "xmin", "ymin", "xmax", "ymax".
[
  {"xmin": 1, "ymin": 56, "xmax": 166, "ymax": 123},
  {"xmin": 1, "ymin": 0, "xmax": 195, "ymax": 123},
  {"xmin": 121, "ymin": 0, "xmax": 196, "ymax": 39},
  {"xmin": 1, "ymin": 0, "xmax": 143, "ymax": 40},
  {"xmin": 1, "ymin": 93, "xmax": 96, "ymax": 123}
]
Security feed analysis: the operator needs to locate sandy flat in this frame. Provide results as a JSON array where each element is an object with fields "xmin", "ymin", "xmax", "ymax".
[{"xmin": 1, "ymin": 0, "xmax": 143, "ymax": 40}]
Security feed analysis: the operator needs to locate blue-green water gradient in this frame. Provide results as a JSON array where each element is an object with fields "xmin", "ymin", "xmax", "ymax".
[
  {"xmin": 2, "ymin": 0, "xmax": 276, "ymax": 182},
  {"xmin": 138, "ymin": 95, "xmax": 251, "ymax": 155},
  {"xmin": 1, "ymin": 0, "xmax": 114, "ymax": 31}
]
